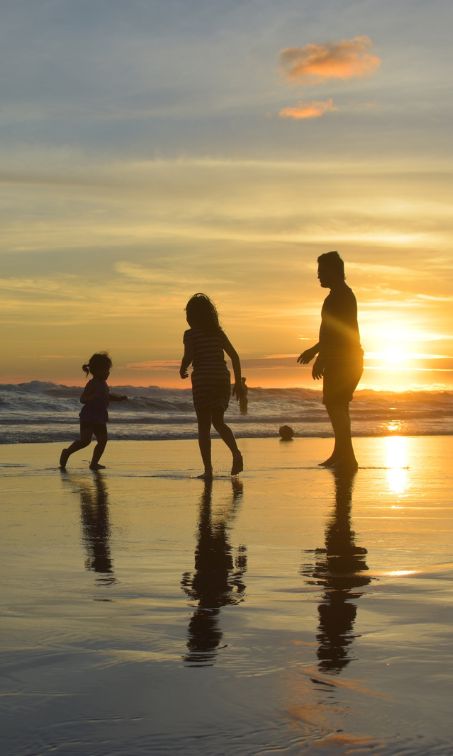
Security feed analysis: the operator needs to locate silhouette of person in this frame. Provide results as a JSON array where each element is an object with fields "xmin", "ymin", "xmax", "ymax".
[
  {"xmin": 180, "ymin": 293, "xmax": 244, "ymax": 479},
  {"xmin": 298, "ymin": 251, "xmax": 363, "ymax": 470},
  {"xmin": 239, "ymin": 377, "xmax": 248, "ymax": 415},
  {"xmin": 301, "ymin": 469, "xmax": 370, "ymax": 674},
  {"xmin": 59, "ymin": 352, "xmax": 127, "ymax": 471},
  {"xmin": 181, "ymin": 478, "xmax": 247, "ymax": 665},
  {"xmin": 77, "ymin": 473, "xmax": 116, "ymax": 585}
]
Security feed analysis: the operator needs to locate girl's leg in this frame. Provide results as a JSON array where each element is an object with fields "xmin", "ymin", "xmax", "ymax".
[
  {"xmin": 196, "ymin": 408, "xmax": 213, "ymax": 478},
  {"xmin": 211, "ymin": 409, "xmax": 243, "ymax": 475},
  {"xmin": 90, "ymin": 425, "xmax": 108, "ymax": 470},
  {"xmin": 60, "ymin": 426, "xmax": 93, "ymax": 468}
]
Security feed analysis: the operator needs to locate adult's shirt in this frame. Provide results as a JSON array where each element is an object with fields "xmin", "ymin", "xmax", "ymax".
[{"xmin": 319, "ymin": 283, "xmax": 361, "ymax": 360}]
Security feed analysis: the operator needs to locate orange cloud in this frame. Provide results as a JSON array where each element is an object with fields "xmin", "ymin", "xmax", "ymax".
[
  {"xmin": 280, "ymin": 35, "xmax": 380, "ymax": 82},
  {"xmin": 279, "ymin": 98, "xmax": 336, "ymax": 120}
]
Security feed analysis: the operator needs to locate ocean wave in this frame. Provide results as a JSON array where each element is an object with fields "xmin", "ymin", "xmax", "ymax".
[{"xmin": 0, "ymin": 381, "xmax": 452, "ymax": 443}]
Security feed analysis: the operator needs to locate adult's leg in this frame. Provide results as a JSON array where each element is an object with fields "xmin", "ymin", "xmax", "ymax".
[
  {"xmin": 60, "ymin": 425, "xmax": 93, "ymax": 467},
  {"xmin": 90, "ymin": 425, "xmax": 108, "ymax": 469},
  {"xmin": 212, "ymin": 409, "xmax": 243, "ymax": 475},
  {"xmin": 325, "ymin": 401, "xmax": 357, "ymax": 469},
  {"xmin": 196, "ymin": 407, "xmax": 213, "ymax": 477}
]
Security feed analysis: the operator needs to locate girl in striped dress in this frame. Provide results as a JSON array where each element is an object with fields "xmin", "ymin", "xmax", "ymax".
[{"xmin": 180, "ymin": 293, "xmax": 244, "ymax": 479}]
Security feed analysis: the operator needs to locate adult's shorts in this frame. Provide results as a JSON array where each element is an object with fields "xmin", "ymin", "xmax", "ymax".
[{"xmin": 322, "ymin": 350, "xmax": 363, "ymax": 406}]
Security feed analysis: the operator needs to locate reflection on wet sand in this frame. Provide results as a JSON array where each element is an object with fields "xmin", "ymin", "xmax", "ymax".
[
  {"xmin": 181, "ymin": 479, "xmax": 247, "ymax": 666},
  {"xmin": 302, "ymin": 470, "xmax": 370, "ymax": 674},
  {"xmin": 63, "ymin": 472, "xmax": 116, "ymax": 586}
]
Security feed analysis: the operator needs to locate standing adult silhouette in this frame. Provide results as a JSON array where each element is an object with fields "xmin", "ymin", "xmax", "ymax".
[
  {"xmin": 298, "ymin": 251, "xmax": 363, "ymax": 470},
  {"xmin": 301, "ymin": 470, "xmax": 370, "ymax": 674}
]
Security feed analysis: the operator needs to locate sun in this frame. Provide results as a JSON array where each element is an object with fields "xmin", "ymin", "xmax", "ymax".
[{"xmin": 361, "ymin": 319, "xmax": 421, "ymax": 389}]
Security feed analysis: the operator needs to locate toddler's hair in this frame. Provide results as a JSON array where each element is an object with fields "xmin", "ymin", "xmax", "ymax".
[
  {"xmin": 82, "ymin": 352, "xmax": 112, "ymax": 377},
  {"xmin": 317, "ymin": 250, "xmax": 345, "ymax": 279},
  {"xmin": 185, "ymin": 293, "xmax": 221, "ymax": 334}
]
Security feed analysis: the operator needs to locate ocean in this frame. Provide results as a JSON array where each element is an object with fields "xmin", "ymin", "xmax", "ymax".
[{"xmin": 0, "ymin": 381, "xmax": 452, "ymax": 443}]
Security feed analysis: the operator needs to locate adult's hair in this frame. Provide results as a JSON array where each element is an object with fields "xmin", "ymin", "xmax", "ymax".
[
  {"xmin": 185, "ymin": 293, "xmax": 221, "ymax": 334},
  {"xmin": 82, "ymin": 352, "xmax": 112, "ymax": 376},
  {"xmin": 317, "ymin": 251, "xmax": 345, "ymax": 280}
]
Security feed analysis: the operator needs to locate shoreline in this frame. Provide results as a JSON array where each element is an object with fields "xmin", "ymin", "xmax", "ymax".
[{"xmin": 2, "ymin": 435, "xmax": 453, "ymax": 754}]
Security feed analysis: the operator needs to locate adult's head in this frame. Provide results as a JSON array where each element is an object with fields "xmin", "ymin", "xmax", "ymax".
[
  {"xmin": 185, "ymin": 293, "xmax": 221, "ymax": 334},
  {"xmin": 317, "ymin": 251, "xmax": 345, "ymax": 288}
]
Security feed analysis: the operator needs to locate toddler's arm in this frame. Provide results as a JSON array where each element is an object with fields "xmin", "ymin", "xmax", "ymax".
[{"xmin": 80, "ymin": 380, "xmax": 96, "ymax": 404}]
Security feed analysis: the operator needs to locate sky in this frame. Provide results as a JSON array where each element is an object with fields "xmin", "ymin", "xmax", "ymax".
[{"xmin": 1, "ymin": 0, "xmax": 453, "ymax": 389}]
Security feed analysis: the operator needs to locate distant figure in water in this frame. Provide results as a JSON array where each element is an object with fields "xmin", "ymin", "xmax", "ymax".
[
  {"xmin": 279, "ymin": 425, "xmax": 294, "ymax": 441},
  {"xmin": 297, "ymin": 251, "xmax": 363, "ymax": 470},
  {"xmin": 59, "ymin": 353, "xmax": 127, "ymax": 471},
  {"xmin": 180, "ymin": 293, "xmax": 244, "ymax": 479},
  {"xmin": 239, "ymin": 377, "xmax": 248, "ymax": 415}
]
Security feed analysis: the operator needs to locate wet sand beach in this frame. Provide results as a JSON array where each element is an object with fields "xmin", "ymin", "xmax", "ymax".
[{"xmin": 1, "ymin": 436, "xmax": 453, "ymax": 754}]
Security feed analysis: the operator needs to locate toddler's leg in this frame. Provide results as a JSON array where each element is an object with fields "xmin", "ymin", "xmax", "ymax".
[
  {"xmin": 212, "ymin": 409, "xmax": 243, "ymax": 475},
  {"xmin": 90, "ymin": 425, "xmax": 108, "ymax": 470},
  {"xmin": 60, "ymin": 425, "xmax": 93, "ymax": 468}
]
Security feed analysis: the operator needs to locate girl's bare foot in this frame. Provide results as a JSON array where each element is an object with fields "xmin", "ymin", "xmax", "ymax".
[
  {"xmin": 231, "ymin": 451, "xmax": 243, "ymax": 476},
  {"xmin": 59, "ymin": 449, "xmax": 69, "ymax": 469},
  {"xmin": 197, "ymin": 469, "xmax": 213, "ymax": 480},
  {"xmin": 90, "ymin": 463, "xmax": 106, "ymax": 471},
  {"xmin": 318, "ymin": 455, "xmax": 337, "ymax": 467}
]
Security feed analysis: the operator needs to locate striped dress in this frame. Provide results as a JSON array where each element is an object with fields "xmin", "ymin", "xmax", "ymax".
[{"xmin": 184, "ymin": 328, "xmax": 231, "ymax": 412}]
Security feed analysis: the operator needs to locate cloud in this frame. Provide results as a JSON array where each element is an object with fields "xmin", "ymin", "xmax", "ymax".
[
  {"xmin": 279, "ymin": 98, "xmax": 336, "ymax": 120},
  {"xmin": 280, "ymin": 36, "xmax": 380, "ymax": 83},
  {"xmin": 126, "ymin": 360, "xmax": 180, "ymax": 370}
]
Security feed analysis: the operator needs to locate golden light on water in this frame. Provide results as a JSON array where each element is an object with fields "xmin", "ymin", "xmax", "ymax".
[{"xmin": 385, "ymin": 436, "xmax": 409, "ymax": 496}]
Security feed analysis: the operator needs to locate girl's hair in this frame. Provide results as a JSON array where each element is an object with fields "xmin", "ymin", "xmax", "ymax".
[
  {"xmin": 82, "ymin": 352, "xmax": 112, "ymax": 377},
  {"xmin": 185, "ymin": 293, "xmax": 221, "ymax": 334},
  {"xmin": 317, "ymin": 250, "xmax": 345, "ymax": 280}
]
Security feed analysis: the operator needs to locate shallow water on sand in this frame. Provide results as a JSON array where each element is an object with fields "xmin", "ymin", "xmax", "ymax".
[{"xmin": 1, "ymin": 437, "xmax": 453, "ymax": 754}]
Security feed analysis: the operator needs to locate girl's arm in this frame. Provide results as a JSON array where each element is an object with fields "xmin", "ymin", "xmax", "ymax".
[
  {"xmin": 180, "ymin": 332, "xmax": 193, "ymax": 379},
  {"xmin": 222, "ymin": 334, "xmax": 243, "ymax": 398}
]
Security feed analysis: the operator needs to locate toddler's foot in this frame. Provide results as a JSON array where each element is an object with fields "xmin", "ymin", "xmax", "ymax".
[
  {"xmin": 231, "ymin": 451, "xmax": 243, "ymax": 476},
  {"xmin": 90, "ymin": 463, "xmax": 106, "ymax": 471},
  {"xmin": 59, "ymin": 448, "xmax": 69, "ymax": 469}
]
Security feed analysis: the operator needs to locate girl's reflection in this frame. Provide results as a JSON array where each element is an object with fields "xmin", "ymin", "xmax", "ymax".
[
  {"xmin": 302, "ymin": 470, "xmax": 370, "ymax": 674},
  {"xmin": 181, "ymin": 479, "xmax": 247, "ymax": 666}
]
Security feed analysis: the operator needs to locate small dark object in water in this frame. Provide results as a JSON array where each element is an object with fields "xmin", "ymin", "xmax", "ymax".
[{"xmin": 279, "ymin": 425, "xmax": 294, "ymax": 441}]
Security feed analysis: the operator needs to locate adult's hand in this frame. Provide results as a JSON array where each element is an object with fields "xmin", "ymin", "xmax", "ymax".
[
  {"xmin": 297, "ymin": 346, "xmax": 318, "ymax": 364},
  {"xmin": 312, "ymin": 356, "xmax": 324, "ymax": 380}
]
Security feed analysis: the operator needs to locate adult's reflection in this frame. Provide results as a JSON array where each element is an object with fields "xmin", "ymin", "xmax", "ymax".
[
  {"xmin": 181, "ymin": 479, "xmax": 247, "ymax": 665},
  {"xmin": 77, "ymin": 473, "xmax": 116, "ymax": 585},
  {"xmin": 302, "ymin": 470, "xmax": 370, "ymax": 673}
]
